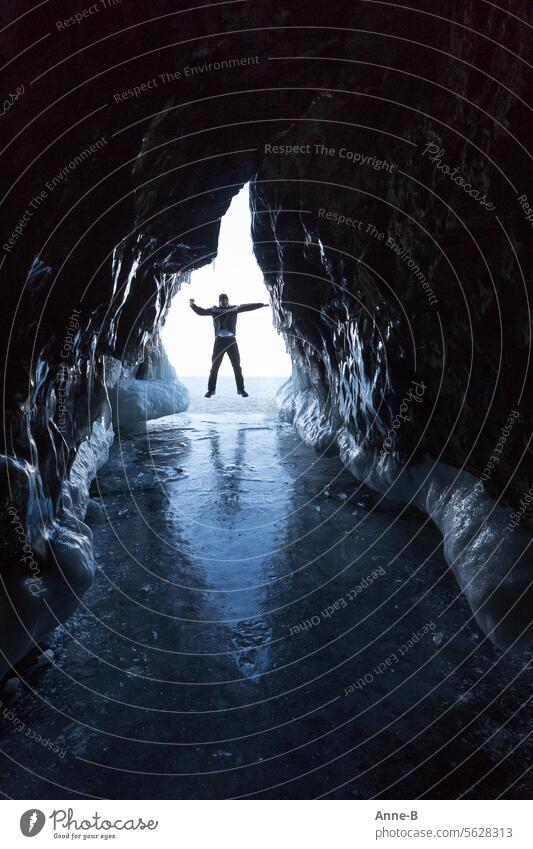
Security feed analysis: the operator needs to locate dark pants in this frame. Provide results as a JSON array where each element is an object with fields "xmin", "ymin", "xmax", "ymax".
[{"xmin": 208, "ymin": 335, "xmax": 244, "ymax": 392}]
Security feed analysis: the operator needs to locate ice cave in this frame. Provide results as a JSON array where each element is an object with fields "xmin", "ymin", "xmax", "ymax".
[{"xmin": 0, "ymin": 0, "xmax": 531, "ymax": 801}]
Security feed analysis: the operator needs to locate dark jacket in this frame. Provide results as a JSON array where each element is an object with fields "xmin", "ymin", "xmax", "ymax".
[{"xmin": 190, "ymin": 302, "xmax": 263, "ymax": 336}]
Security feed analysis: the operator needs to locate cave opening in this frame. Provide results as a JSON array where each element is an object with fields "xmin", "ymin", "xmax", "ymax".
[{"xmin": 162, "ymin": 183, "xmax": 291, "ymax": 404}]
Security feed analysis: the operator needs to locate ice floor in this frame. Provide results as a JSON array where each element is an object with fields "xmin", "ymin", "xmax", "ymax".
[{"xmin": 0, "ymin": 378, "xmax": 531, "ymax": 799}]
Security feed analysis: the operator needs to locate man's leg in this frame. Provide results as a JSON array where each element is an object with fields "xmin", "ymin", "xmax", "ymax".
[
  {"xmin": 226, "ymin": 338, "xmax": 245, "ymax": 393},
  {"xmin": 207, "ymin": 338, "xmax": 227, "ymax": 393}
]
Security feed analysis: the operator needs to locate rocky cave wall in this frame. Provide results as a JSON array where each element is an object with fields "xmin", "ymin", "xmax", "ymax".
[{"xmin": 0, "ymin": 0, "xmax": 531, "ymax": 673}]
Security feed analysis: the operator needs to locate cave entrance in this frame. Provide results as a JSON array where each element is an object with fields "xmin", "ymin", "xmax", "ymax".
[{"xmin": 161, "ymin": 184, "xmax": 291, "ymax": 403}]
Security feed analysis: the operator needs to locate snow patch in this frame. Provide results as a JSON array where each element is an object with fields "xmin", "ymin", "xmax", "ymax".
[{"xmin": 111, "ymin": 374, "xmax": 190, "ymax": 427}]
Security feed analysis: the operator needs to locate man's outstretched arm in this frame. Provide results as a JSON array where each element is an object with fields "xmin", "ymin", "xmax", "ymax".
[
  {"xmin": 189, "ymin": 299, "xmax": 214, "ymax": 316},
  {"xmin": 236, "ymin": 302, "xmax": 269, "ymax": 313}
]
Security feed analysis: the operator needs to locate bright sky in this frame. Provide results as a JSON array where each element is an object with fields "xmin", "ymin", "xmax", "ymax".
[{"xmin": 162, "ymin": 184, "xmax": 292, "ymax": 377}]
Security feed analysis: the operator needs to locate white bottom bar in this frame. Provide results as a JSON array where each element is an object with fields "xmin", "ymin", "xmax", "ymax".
[{"xmin": 2, "ymin": 799, "xmax": 530, "ymax": 847}]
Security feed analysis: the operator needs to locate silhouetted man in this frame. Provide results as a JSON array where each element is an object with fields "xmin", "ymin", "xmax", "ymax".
[{"xmin": 189, "ymin": 294, "xmax": 268, "ymax": 397}]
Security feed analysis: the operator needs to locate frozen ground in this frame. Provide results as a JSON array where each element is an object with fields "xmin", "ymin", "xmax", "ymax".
[{"xmin": 0, "ymin": 378, "xmax": 530, "ymax": 799}]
